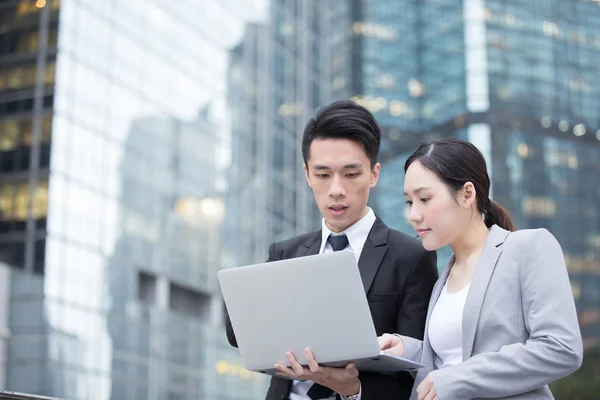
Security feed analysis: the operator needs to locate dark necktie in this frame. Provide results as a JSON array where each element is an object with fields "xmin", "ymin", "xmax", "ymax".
[
  {"xmin": 327, "ymin": 234, "xmax": 349, "ymax": 251},
  {"xmin": 306, "ymin": 383, "xmax": 334, "ymax": 399},
  {"xmin": 307, "ymin": 234, "xmax": 350, "ymax": 399}
]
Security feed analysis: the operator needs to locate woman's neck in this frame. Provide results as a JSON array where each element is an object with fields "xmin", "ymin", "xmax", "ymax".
[{"xmin": 451, "ymin": 219, "xmax": 489, "ymax": 267}]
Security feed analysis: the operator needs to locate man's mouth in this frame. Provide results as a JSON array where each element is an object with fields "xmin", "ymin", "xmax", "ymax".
[{"xmin": 329, "ymin": 205, "xmax": 348, "ymax": 216}]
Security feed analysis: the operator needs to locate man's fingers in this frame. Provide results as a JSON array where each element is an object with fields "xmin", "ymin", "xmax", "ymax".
[
  {"xmin": 274, "ymin": 363, "xmax": 295, "ymax": 377},
  {"xmin": 345, "ymin": 362, "xmax": 359, "ymax": 378},
  {"xmin": 305, "ymin": 348, "xmax": 319, "ymax": 372},
  {"xmin": 286, "ymin": 352, "xmax": 305, "ymax": 376}
]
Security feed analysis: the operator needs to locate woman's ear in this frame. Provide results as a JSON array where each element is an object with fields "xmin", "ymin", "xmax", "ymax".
[{"xmin": 461, "ymin": 182, "xmax": 477, "ymax": 208}]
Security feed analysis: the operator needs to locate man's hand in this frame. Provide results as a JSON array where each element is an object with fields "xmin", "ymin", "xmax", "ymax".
[
  {"xmin": 416, "ymin": 372, "xmax": 437, "ymax": 400},
  {"xmin": 378, "ymin": 333, "xmax": 405, "ymax": 357},
  {"xmin": 274, "ymin": 348, "xmax": 360, "ymax": 397}
]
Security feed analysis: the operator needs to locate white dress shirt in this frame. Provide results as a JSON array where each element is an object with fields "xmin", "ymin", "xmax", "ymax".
[{"xmin": 289, "ymin": 208, "xmax": 376, "ymax": 400}]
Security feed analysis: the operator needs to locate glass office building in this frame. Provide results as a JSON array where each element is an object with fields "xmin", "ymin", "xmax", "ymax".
[
  {"xmin": 226, "ymin": 0, "xmax": 326, "ymax": 267},
  {"xmin": 325, "ymin": 0, "xmax": 600, "ymax": 358},
  {"xmin": 0, "ymin": 0, "xmax": 270, "ymax": 398},
  {"xmin": 482, "ymin": 0, "xmax": 600, "ymax": 348},
  {"xmin": 324, "ymin": 0, "xmax": 469, "ymax": 261}
]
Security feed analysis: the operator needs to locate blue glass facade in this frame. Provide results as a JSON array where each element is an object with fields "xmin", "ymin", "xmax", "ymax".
[
  {"xmin": 0, "ymin": 0, "xmax": 271, "ymax": 398},
  {"xmin": 336, "ymin": 0, "xmax": 600, "ymax": 363},
  {"xmin": 483, "ymin": 0, "xmax": 600, "ymax": 349},
  {"xmin": 326, "ymin": 0, "xmax": 468, "ymax": 263}
]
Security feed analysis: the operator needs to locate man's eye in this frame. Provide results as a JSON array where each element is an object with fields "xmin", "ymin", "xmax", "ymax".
[
  {"xmin": 405, "ymin": 200, "xmax": 413, "ymax": 206},
  {"xmin": 317, "ymin": 174, "xmax": 329, "ymax": 178},
  {"xmin": 420, "ymin": 198, "xmax": 429, "ymax": 203}
]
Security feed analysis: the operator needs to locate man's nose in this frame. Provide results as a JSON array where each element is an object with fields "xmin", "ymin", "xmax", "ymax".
[{"xmin": 328, "ymin": 175, "xmax": 346, "ymax": 197}]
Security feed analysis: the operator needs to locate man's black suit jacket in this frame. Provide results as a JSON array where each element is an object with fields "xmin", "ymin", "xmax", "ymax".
[{"xmin": 226, "ymin": 217, "xmax": 438, "ymax": 400}]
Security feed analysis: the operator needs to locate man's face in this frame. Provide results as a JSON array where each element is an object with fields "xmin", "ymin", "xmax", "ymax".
[{"xmin": 304, "ymin": 138, "xmax": 380, "ymax": 233}]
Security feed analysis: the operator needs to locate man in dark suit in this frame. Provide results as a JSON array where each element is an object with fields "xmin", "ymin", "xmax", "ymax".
[{"xmin": 226, "ymin": 100, "xmax": 438, "ymax": 400}]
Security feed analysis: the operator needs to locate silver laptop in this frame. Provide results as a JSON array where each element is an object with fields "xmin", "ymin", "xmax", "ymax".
[{"xmin": 218, "ymin": 251, "xmax": 424, "ymax": 376}]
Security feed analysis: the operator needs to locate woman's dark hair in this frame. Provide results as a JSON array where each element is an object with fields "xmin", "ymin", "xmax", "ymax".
[
  {"xmin": 302, "ymin": 100, "xmax": 381, "ymax": 168},
  {"xmin": 404, "ymin": 137, "xmax": 516, "ymax": 231}
]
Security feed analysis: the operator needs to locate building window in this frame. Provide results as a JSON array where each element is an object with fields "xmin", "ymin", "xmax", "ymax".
[
  {"xmin": 0, "ymin": 61, "xmax": 55, "ymax": 91},
  {"xmin": 0, "ymin": 115, "xmax": 52, "ymax": 152},
  {"xmin": 34, "ymin": 238, "xmax": 45, "ymax": 274},
  {"xmin": 0, "ymin": 180, "xmax": 48, "ymax": 221},
  {"xmin": 169, "ymin": 281, "xmax": 210, "ymax": 319},
  {"xmin": 0, "ymin": 120, "xmax": 20, "ymax": 151},
  {"xmin": 15, "ymin": 0, "xmax": 61, "ymax": 16},
  {"xmin": 137, "ymin": 271, "xmax": 157, "ymax": 305}
]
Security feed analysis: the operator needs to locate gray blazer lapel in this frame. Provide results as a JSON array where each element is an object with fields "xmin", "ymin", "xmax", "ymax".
[
  {"xmin": 462, "ymin": 225, "xmax": 510, "ymax": 360},
  {"xmin": 296, "ymin": 231, "xmax": 322, "ymax": 258},
  {"xmin": 428, "ymin": 257, "xmax": 453, "ymax": 316},
  {"xmin": 419, "ymin": 256, "xmax": 453, "ymax": 375},
  {"xmin": 357, "ymin": 218, "xmax": 388, "ymax": 293}
]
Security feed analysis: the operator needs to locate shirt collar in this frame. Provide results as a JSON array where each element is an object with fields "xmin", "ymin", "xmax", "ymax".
[{"xmin": 319, "ymin": 208, "xmax": 376, "ymax": 254}]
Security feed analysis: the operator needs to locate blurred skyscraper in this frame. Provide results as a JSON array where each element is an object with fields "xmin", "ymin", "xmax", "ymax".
[
  {"xmin": 323, "ymin": 0, "xmax": 600, "ymax": 352},
  {"xmin": 226, "ymin": 0, "xmax": 326, "ymax": 266},
  {"xmin": 0, "ymin": 0, "xmax": 270, "ymax": 399}
]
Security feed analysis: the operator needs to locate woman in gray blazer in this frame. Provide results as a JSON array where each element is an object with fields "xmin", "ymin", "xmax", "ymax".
[{"xmin": 379, "ymin": 137, "xmax": 583, "ymax": 400}]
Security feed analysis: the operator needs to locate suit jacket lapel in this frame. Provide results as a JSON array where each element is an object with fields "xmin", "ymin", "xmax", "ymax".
[
  {"xmin": 419, "ymin": 256, "xmax": 453, "ymax": 372},
  {"xmin": 462, "ymin": 225, "xmax": 510, "ymax": 359},
  {"xmin": 296, "ymin": 230, "xmax": 322, "ymax": 258},
  {"xmin": 267, "ymin": 376, "xmax": 292, "ymax": 400},
  {"xmin": 357, "ymin": 217, "xmax": 388, "ymax": 294},
  {"xmin": 295, "ymin": 217, "xmax": 389, "ymax": 294}
]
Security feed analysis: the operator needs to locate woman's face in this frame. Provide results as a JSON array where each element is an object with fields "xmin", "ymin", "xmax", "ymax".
[{"xmin": 404, "ymin": 160, "xmax": 474, "ymax": 251}]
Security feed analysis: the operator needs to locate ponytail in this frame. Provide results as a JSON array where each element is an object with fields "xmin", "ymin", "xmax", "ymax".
[{"xmin": 484, "ymin": 200, "xmax": 516, "ymax": 232}]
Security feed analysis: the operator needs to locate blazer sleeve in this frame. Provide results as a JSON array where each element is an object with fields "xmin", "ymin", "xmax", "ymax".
[
  {"xmin": 432, "ymin": 229, "xmax": 583, "ymax": 400},
  {"xmin": 225, "ymin": 242, "xmax": 277, "ymax": 347},
  {"xmin": 395, "ymin": 334, "xmax": 424, "ymax": 363}
]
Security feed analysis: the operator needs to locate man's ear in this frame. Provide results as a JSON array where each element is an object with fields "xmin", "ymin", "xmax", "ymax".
[
  {"xmin": 370, "ymin": 162, "xmax": 381, "ymax": 187},
  {"xmin": 303, "ymin": 163, "xmax": 312, "ymax": 188}
]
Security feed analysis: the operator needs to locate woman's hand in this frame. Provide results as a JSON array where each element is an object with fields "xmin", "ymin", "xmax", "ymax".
[
  {"xmin": 378, "ymin": 333, "xmax": 405, "ymax": 357},
  {"xmin": 416, "ymin": 372, "xmax": 437, "ymax": 400}
]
